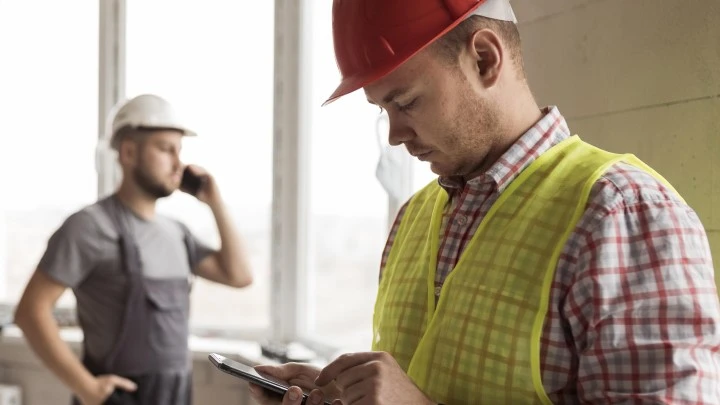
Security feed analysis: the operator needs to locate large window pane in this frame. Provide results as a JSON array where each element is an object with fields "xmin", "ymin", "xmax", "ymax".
[
  {"xmin": 304, "ymin": 1, "xmax": 389, "ymax": 352},
  {"xmin": 126, "ymin": 0, "xmax": 274, "ymax": 333},
  {"xmin": 0, "ymin": 1, "xmax": 99, "ymax": 307}
]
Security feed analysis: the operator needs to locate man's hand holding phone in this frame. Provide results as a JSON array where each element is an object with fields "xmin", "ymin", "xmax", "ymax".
[
  {"xmin": 246, "ymin": 363, "xmax": 340, "ymax": 405},
  {"xmin": 180, "ymin": 164, "xmax": 220, "ymax": 206},
  {"xmin": 249, "ymin": 352, "xmax": 436, "ymax": 405}
]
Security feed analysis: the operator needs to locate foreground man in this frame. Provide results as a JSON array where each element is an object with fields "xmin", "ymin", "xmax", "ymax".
[{"xmin": 251, "ymin": 0, "xmax": 720, "ymax": 403}]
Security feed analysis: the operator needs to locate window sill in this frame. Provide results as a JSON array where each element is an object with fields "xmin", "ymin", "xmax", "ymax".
[{"xmin": 0, "ymin": 325, "xmax": 279, "ymax": 367}]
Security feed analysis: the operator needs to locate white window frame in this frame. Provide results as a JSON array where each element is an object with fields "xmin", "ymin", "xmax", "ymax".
[
  {"xmin": 269, "ymin": 0, "xmax": 312, "ymax": 343},
  {"xmin": 96, "ymin": 0, "xmax": 125, "ymax": 198}
]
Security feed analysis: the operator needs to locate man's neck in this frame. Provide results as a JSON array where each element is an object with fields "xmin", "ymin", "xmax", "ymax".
[
  {"xmin": 115, "ymin": 183, "xmax": 157, "ymax": 220},
  {"xmin": 462, "ymin": 90, "xmax": 543, "ymax": 182}
]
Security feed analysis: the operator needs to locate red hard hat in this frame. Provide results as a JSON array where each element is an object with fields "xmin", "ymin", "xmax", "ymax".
[{"xmin": 324, "ymin": 0, "xmax": 516, "ymax": 106}]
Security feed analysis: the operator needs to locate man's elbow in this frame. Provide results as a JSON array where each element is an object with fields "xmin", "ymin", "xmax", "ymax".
[
  {"xmin": 13, "ymin": 301, "xmax": 37, "ymax": 332},
  {"xmin": 227, "ymin": 271, "xmax": 253, "ymax": 288}
]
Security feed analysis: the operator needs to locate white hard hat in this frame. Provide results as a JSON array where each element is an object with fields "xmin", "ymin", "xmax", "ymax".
[{"xmin": 108, "ymin": 94, "xmax": 196, "ymax": 150}]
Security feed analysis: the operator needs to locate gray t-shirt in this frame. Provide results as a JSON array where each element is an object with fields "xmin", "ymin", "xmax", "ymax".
[{"xmin": 38, "ymin": 196, "xmax": 214, "ymax": 362}]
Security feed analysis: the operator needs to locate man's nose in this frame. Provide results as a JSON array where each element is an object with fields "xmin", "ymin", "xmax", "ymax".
[{"xmin": 388, "ymin": 121, "xmax": 414, "ymax": 147}]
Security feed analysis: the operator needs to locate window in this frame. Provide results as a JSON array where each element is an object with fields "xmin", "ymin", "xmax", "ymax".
[
  {"xmin": 125, "ymin": 0, "xmax": 274, "ymax": 334},
  {"xmin": 0, "ymin": 1, "xmax": 99, "ymax": 308},
  {"xmin": 302, "ymin": 1, "xmax": 390, "ymax": 353}
]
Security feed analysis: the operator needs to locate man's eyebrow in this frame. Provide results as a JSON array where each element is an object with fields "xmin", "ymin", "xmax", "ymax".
[
  {"xmin": 383, "ymin": 87, "xmax": 410, "ymax": 104},
  {"xmin": 367, "ymin": 87, "xmax": 411, "ymax": 105}
]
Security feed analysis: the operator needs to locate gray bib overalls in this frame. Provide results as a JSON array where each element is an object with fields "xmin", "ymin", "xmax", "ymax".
[{"xmin": 73, "ymin": 197, "xmax": 197, "ymax": 405}]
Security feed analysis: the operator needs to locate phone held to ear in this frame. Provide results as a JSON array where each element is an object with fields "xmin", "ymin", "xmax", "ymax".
[
  {"xmin": 208, "ymin": 353, "xmax": 333, "ymax": 405},
  {"xmin": 180, "ymin": 166, "xmax": 206, "ymax": 196}
]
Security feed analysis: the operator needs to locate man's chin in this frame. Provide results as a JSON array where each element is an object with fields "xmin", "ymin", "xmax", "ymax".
[
  {"xmin": 429, "ymin": 162, "xmax": 456, "ymax": 178},
  {"xmin": 162, "ymin": 180, "xmax": 182, "ymax": 195},
  {"xmin": 161, "ymin": 186, "xmax": 177, "ymax": 198},
  {"xmin": 145, "ymin": 186, "xmax": 174, "ymax": 199}
]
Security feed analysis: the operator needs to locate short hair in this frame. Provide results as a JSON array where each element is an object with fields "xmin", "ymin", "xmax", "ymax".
[
  {"xmin": 432, "ymin": 15, "xmax": 525, "ymax": 78},
  {"xmin": 112, "ymin": 126, "xmax": 159, "ymax": 150}
]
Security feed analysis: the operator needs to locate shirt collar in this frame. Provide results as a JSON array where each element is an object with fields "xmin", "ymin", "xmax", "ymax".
[{"xmin": 438, "ymin": 106, "xmax": 571, "ymax": 193}]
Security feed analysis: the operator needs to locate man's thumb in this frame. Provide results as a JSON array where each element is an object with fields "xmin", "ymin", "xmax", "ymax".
[{"xmin": 110, "ymin": 375, "xmax": 137, "ymax": 392}]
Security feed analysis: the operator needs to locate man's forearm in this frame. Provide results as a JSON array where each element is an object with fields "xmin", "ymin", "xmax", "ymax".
[
  {"xmin": 16, "ymin": 309, "xmax": 95, "ymax": 398},
  {"xmin": 209, "ymin": 199, "xmax": 253, "ymax": 287}
]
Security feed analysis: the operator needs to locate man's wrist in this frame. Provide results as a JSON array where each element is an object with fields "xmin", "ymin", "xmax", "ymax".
[
  {"xmin": 74, "ymin": 374, "xmax": 97, "ymax": 401},
  {"xmin": 207, "ymin": 197, "xmax": 225, "ymax": 213}
]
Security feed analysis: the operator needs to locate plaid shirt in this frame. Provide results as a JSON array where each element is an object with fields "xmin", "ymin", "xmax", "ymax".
[{"xmin": 380, "ymin": 107, "xmax": 720, "ymax": 404}]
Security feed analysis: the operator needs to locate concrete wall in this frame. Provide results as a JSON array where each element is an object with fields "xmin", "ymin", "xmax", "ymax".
[{"xmin": 514, "ymin": 0, "xmax": 720, "ymax": 287}]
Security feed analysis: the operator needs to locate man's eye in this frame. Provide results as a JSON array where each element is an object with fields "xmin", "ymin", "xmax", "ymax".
[{"xmin": 397, "ymin": 98, "xmax": 418, "ymax": 112}]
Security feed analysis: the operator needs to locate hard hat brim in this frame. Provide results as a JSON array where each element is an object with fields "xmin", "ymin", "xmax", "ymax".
[{"xmin": 130, "ymin": 125, "xmax": 197, "ymax": 139}]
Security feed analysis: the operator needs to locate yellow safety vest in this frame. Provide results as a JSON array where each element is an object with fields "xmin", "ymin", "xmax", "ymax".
[{"xmin": 373, "ymin": 136, "xmax": 680, "ymax": 404}]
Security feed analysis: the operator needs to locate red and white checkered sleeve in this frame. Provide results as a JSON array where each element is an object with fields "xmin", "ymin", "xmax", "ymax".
[{"xmin": 564, "ymin": 168, "xmax": 720, "ymax": 404}]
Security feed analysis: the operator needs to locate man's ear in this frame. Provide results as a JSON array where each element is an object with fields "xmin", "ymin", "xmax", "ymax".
[
  {"xmin": 468, "ymin": 28, "xmax": 503, "ymax": 88},
  {"xmin": 117, "ymin": 140, "xmax": 137, "ymax": 167}
]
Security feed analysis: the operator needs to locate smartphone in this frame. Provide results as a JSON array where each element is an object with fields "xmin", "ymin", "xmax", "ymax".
[
  {"xmin": 208, "ymin": 353, "xmax": 332, "ymax": 405},
  {"xmin": 180, "ymin": 166, "xmax": 205, "ymax": 196}
]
